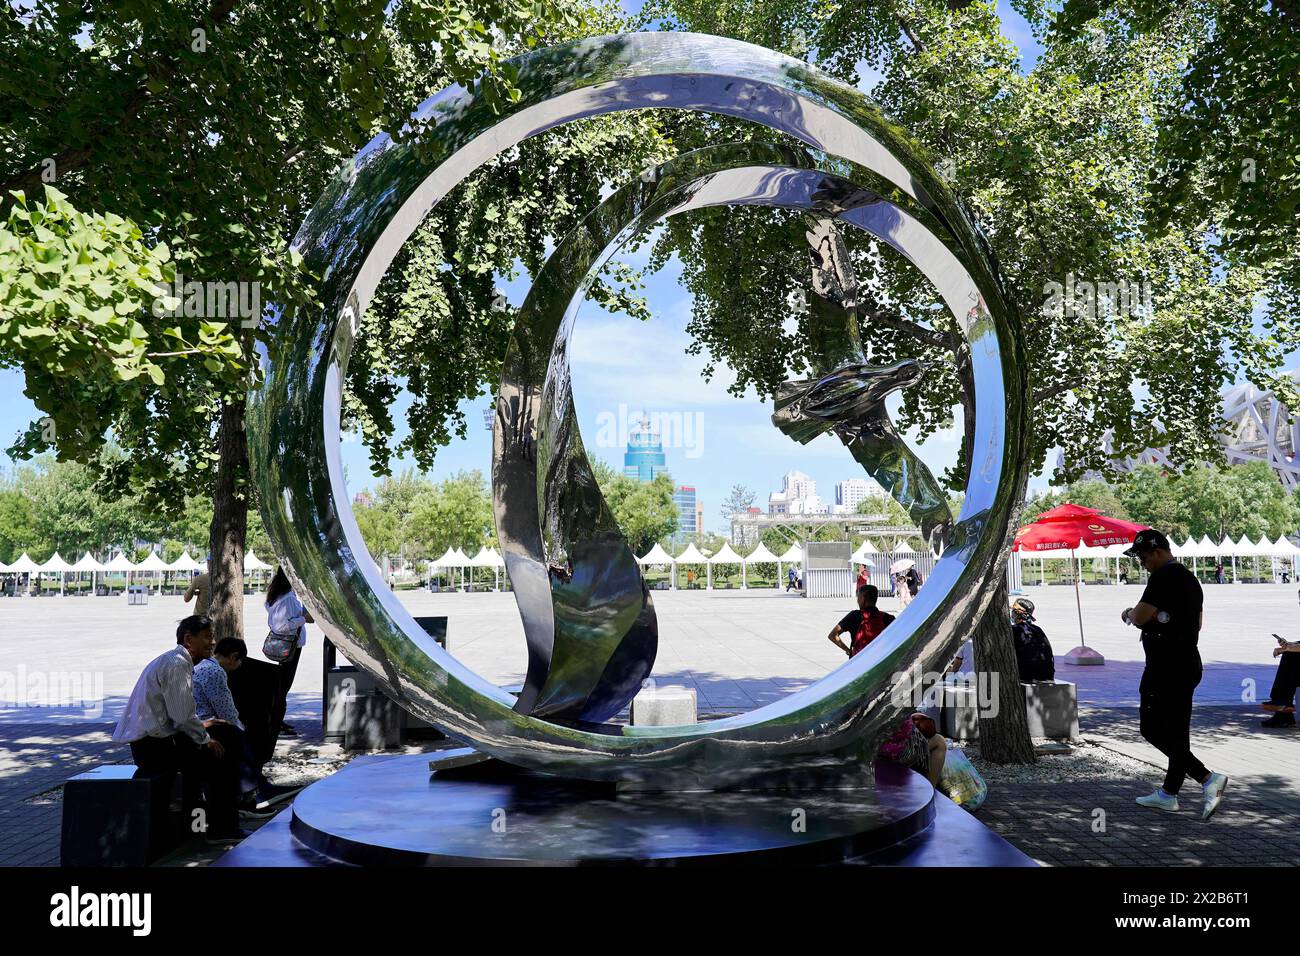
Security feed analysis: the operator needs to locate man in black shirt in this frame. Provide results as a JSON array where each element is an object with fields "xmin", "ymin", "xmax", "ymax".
[
  {"xmin": 828, "ymin": 585, "xmax": 895, "ymax": 658},
  {"xmin": 1121, "ymin": 529, "xmax": 1228, "ymax": 820}
]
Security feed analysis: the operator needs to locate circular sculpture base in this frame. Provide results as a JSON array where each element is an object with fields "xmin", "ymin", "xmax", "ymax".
[{"xmin": 289, "ymin": 752, "xmax": 935, "ymax": 866}]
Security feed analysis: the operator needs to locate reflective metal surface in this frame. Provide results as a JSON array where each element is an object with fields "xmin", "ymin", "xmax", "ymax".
[
  {"xmin": 785, "ymin": 217, "xmax": 952, "ymax": 548},
  {"xmin": 288, "ymin": 751, "xmax": 936, "ymax": 865},
  {"xmin": 248, "ymin": 32, "xmax": 1029, "ymax": 789}
]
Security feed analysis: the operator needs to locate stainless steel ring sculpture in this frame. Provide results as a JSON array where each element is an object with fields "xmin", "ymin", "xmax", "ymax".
[{"xmin": 248, "ymin": 31, "xmax": 1029, "ymax": 790}]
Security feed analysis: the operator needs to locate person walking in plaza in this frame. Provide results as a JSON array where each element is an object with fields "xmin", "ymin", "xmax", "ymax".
[
  {"xmin": 264, "ymin": 567, "xmax": 313, "ymax": 738},
  {"xmin": 182, "ymin": 569, "xmax": 212, "ymax": 616},
  {"xmin": 1121, "ymin": 529, "xmax": 1228, "ymax": 820},
  {"xmin": 827, "ymin": 584, "xmax": 895, "ymax": 659},
  {"xmin": 111, "ymin": 615, "xmax": 243, "ymax": 843},
  {"xmin": 1260, "ymin": 634, "xmax": 1300, "ymax": 728},
  {"xmin": 891, "ymin": 561, "xmax": 922, "ymax": 609}
]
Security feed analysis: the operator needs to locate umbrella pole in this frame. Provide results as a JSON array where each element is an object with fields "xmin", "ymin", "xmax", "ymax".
[
  {"xmin": 1073, "ymin": 550, "xmax": 1085, "ymax": 648},
  {"xmin": 1064, "ymin": 546, "xmax": 1105, "ymax": 666}
]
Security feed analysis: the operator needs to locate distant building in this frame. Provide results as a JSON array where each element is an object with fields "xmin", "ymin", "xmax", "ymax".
[
  {"xmin": 624, "ymin": 416, "xmax": 668, "ymax": 482},
  {"xmin": 768, "ymin": 469, "xmax": 825, "ymax": 515},
  {"xmin": 673, "ymin": 486, "xmax": 700, "ymax": 535},
  {"xmin": 353, "ymin": 491, "xmax": 374, "ymax": 509},
  {"xmin": 835, "ymin": 477, "xmax": 886, "ymax": 513}
]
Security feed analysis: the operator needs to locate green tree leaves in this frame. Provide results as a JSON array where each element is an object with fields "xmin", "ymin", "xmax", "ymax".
[
  {"xmin": 0, "ymin": 187, "xmax": 244, "ymax": 464},
  {"xmin": 407, "ymin": 470, "xmax": 497, "ymax": 555},
  {"xmin": 592, "ymin": 461, "xmax": 680, "ymax": 555}
]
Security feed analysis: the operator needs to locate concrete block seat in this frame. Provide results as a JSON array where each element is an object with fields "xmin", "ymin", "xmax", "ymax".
[
  {"xmin": 941, "ymin": 678, "xmax": 1079, "ymax": 741},
  {"xmin": 60, "ymin": 765, "xmax": 184, "ymax": 866}
]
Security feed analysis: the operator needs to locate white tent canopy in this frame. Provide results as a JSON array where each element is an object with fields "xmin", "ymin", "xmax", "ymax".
[
  {"xmin": 6, "ymin": 552, "xmax": 39, "ymax": 573},
  {"xmin": 38, "ymin": 552, "xmax": 72, "ymax": 573},
  {"xmin": 1271, "ymin": 535, "xmax": 1299, "ymax": 557},
  {"xmin": 638, "ymin": 543, "xmax": 676, "ymax": 565},
  {"xmin": 136, "ymin": 551, "xmax": 169, "ymax": 571},
  {"xmin": 892, "ymin": 538, "xmax": 915, "ymax": 553},
  {"xmin": 779, "ymin": 544, "xmax": 803, "ymax": 563},
  {"xmin": 851, "ymin": 540, "xmax": 877, "ymax": 564},
  {"xmin": 1232, "ymin": 535, "xmax": 1263, "ymax": 556},
  {"xmin": 468, "ymin": 547, "xmax": 504, "ymax": 568},
  {"xmin": 675, "ymin": 543, "xmax": 709, "ymax": 564},
  {"xmin": 168, "ymin": 551, "xmax": 202, "ymax": 571},
  {"xmin": 70, "ymin": 553, "xmax": 105, "ymax": 571},
  {"xmin": 243, "ymin": 551, "xmax": 272, "ymax": 571},
  {"xmin": 1198, "ymin": 534, "xmax": 1220, "ymax": 556},
  {"xmin": 430, "ymin": 547, "xmax": 463, "ymax": 568},
  {"xmin": 103, "ymin": 552, "xmax": 137, "ymax": 572},
  {"xmin": 708, "ymin": 543, "xmax": 744, "ymax": 564},
  {"xmin": 450, "ymin": 547, "xmax": 471, "ymax": 567},
  {"xmin": 744, "ymin": 542, "xmax": 778, "ymax": 564},
  {"xmin": 1073, "ymin": 543, "xmax": 1112, "ymax": 559}
]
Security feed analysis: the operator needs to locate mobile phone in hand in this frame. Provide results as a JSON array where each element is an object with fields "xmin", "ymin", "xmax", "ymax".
[{"xmin": 1275, "ymin": 634, "xmax": 1289, "ymax": 645}]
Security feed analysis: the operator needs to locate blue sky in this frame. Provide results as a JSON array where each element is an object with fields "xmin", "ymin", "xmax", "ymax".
[{"xmin": 0, "ymin": 5, "xmax": 1080, "ymax": 533}]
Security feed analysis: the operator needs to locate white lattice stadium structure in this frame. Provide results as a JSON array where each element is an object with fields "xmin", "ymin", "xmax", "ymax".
[
  {"xmin": 1071, "ymin": 371, "xmax": 1300, "ymax": 490},
  {"xmin": 1220, "ymin": 374, "xmax": 1300, "ymax": 488}
]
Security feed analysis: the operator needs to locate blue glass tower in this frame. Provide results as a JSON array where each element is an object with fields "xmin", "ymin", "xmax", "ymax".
[
  {"xmin": 623, "ymin": 419, "xmax": 667, "ymax": 481},
  {"xmin": 673, "ymin": 485, "xmax": 697, "ymax": 534}
]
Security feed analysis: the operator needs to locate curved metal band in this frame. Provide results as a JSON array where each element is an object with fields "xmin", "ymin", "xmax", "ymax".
[{"xmin": 248, "ymin": 32, "xmax": 1029, "ymax": 789}]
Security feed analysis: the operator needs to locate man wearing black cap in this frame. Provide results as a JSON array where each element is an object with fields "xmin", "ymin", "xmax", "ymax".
[{"xmin": 1121, "ymin": 529, "xmax": 1228, "ymax": 820}]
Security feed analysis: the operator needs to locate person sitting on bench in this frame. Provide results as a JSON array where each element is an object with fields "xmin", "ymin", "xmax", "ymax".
[
  {"xmin": 1010, "ymin": 598, "xmax": 1056, "ymax": 682},
  {"xmin": 879, "ymin": 712, "xmax": 946, "ymax": 786},
  {"xmin": 111, "ymin": 615, "xmax": 243, "ymax": 844},
  {"xmin": 1261, "ymin": 634, "xmax": 1300, "ymax": 728},
  {"xmin": 194, "ymin": 637, "xmax": 289, "ymax": 815}
]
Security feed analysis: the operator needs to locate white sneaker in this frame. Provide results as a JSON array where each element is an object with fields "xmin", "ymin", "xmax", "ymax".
[
  {"xmin": 1136, "ymin": 788, "xmax": 1179, "ymax": 812},
  {"xmin": 1202, "ymin": 772, "xmax": 1228, "ymax": 821}
]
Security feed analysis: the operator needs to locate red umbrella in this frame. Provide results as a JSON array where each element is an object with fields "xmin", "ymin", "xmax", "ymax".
[
  {"xmin": 1014, "ymin": 504, "xmax": 1150, "ymax": 665},
  {"xmin": 1014, "ymin": 503, "xmax": 1149, "ymax": 552}
]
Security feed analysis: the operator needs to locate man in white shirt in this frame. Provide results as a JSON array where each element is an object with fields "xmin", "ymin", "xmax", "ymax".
[{"xmin": 112, "ymin": 615, "xmax": 242, "ymax": 843}]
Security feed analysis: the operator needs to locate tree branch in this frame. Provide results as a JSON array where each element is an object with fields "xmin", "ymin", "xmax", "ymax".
[
  {"xmin": 1033, "ymin": 375, "xmax": 1086, "ymax": 404},
  {"xmin": 896, "ymin": 12, "xmax": 926, "ymax": 52},
  {"xmin": 860, "ymin": 301, "xmax": 953, "ymax": 350}
]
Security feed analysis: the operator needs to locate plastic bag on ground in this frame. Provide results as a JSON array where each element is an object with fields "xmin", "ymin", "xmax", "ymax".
[{"xmin": 938, "ymin": 743, "xmax": 988, "ymax": 812}]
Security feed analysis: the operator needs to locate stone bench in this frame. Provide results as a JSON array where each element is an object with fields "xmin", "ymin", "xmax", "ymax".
[
  {"xmin": 60, "ymin": 765, "xmax": 183, "ymax": 866},
  {"xmin": 940, "ymin": 679, "xmax": 1080, "ymax": 741},
  {"xmin": 324, "ymin": 619, "xmax": 449, "ymax": 748},
  {"xmin": 629, "ymin": 685, "xmax": 697, "ymax": 726}
]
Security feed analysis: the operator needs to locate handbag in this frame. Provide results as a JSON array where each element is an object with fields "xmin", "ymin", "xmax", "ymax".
[{"xmin": 262, "ymin": 630, "xmax": 298, "ymax": 662}]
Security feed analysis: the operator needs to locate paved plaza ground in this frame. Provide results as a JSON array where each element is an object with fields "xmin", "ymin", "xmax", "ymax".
[{"xmin": 2, "ymin": 581, "xmax": 1298, "ymax": 865}]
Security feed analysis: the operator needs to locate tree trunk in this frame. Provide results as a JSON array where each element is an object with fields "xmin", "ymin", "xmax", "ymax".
[
  {"xmin": 955, "ymin": 339, "xmax": 1036, "ymax": 763},
  {"xmin": 972, "ymin": 574, "xmax": 1036, "ymax": 762},
  {"xmin": 207, "ymin": 396, "xmax": 249, "ymax": 641}
]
